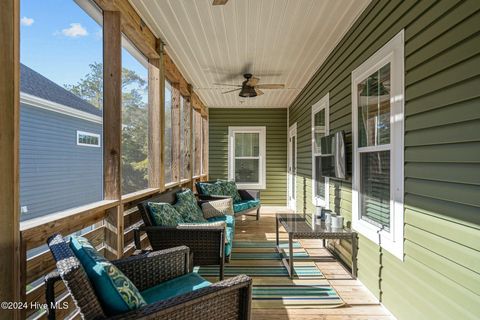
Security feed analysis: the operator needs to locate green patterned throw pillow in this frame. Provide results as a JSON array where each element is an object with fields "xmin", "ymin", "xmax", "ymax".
[
  {"xmin": 147, "ymin": 202, "xmax": 184, "ymax": 226},
  {"xmin": 199, "ymin": 182, "xmax": 223, "ymax": 196},
  {"xmin": 217, "ymin": 180, "xmax": 242, "ymax": 203},
  {"xmin": 69, "ymin": 236, "xmax": 146, "ymax": 315},
  {"xmin": 174, "ymin": 189, "xmax": 207, "ymax": 223}
]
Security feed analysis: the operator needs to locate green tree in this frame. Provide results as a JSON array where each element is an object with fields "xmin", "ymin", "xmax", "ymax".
[{"xmin": 65, "ymin": 63, "xmax": 148, "ymax": 194}]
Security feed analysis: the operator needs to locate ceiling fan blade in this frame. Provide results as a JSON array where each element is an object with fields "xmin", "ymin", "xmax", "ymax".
[
  {"xmin": 212, "ymin": 0, "xmax": 228, "ymax": 5},
  {"xmin": 213, "ymin": 83, "xmax": 242, "ymax": 87},
  {"xmin": 222, "ymin": 88, "xmax": 241, "ymax": 94},
  {"xmin": 246, "ymin": 76, "xmax": 259, "ymax": 86},
  {"xmin": 255, "ymin": 88, "xmax": 264, "ymax": 96},
  {"xmin": 256, "ymin": 84, "xmax": 285, "ymax": 89}
]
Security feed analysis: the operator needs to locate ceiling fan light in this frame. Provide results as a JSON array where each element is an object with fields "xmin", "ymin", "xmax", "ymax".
[{"xmin": 239, "ymin": 86, "xmax": 257, "ymax": 98}]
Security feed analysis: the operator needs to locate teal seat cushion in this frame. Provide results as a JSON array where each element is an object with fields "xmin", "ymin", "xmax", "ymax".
[
  {"xmin": 225, "ymin": 226, "xmax": 234, "ymax": 256},
  {"xmin": 174, "ymin": 189, "xmax": 207, "ymax": 223},
  {"xmin": 70, "ymin": 236, "xmax": 146, "ymax": 315},
  {"xmin": 141, "ymin": 273, "xmax": 211, "ymax": 304},
  {"xmin": 233, "ymin": 200, "xmax": 260, "ymax": 213},
  {"xmin": 147, "ymin": 202, "xmax": 184, "ymax": 226},
  {"xmin": 207, "ymin": 215, "xmax": 235, "ymax": 228}
]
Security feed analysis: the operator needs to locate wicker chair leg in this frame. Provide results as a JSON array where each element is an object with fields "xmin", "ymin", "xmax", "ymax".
[
  {"xmin": 45, "ymin": 271, "xmax": 61, "ymax": 320},
  {"xmin": 220, "ymin": 258, "xmax": 225, "ymax": 280},
  {"xmin": 256, "ymin": 207, "xmax": 260, "ymax": 220}
]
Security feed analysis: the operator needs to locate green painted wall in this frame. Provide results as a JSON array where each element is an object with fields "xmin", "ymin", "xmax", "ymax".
[
  {"xmin": 209, "ymin": 108, "xmax": 287, "ymax": 205},
  {"xmin": 288, "ymin": 1, "xmax": 480, "ymax": 319}
]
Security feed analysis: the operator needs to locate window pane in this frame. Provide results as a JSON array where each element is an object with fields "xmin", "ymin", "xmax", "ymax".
[
  {"xmin": 235, "ymin": 159, "xmax": 259, "ymax": 183},
  {"xmin": 357, "ymin": 63, "xmax": 391, "ymax": 147},
  {"xmin": 121, "ymin": 42, "xmax": 149, "ymax": 194},
  {"xmin": 314, "ymin": 156, "xmax": 325, "ymax": 200},
  {"xmin": 235, "ymin": 133, "xmax": 259, "ymax": 157},
  {"xmin": 20, "ymin": 0, "xmax": 103, "ymax": 220},
  {"xmin": 360, "ymin": 151, "xmax": 390, "ymax": 231},
  {"xmin": 313, "ymin": 109, "xmax": 326, "ymax": 154},
  {"xmin": 164, "ymin": 80, "xmax": 173, "ymax": 183}
]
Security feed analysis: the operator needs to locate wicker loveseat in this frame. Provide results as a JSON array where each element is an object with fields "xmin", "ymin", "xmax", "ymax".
[
  {"xmin": 45, "ymin": 234, "xmax": 252, "ymax": 320},
  {"xmin": 196, "ymin": 180, "xmax": 261, "ymax": 220},
  {"xmin": 136, "ymin": 187, "xmax": 236, "ymax": 279}
]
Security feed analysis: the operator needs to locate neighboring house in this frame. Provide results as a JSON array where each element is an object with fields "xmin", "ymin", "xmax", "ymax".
[{"xmin": 20, "ymin": 64, "xmax": 103, "ymax": 221}]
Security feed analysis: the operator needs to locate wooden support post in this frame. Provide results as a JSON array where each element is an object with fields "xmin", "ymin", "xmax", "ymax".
[
  {"xmin": 202, "ymin": 116, "xmax": 209, "ymax": 179},
  {"xmin": 0, "ymin": 0, "xmax": 21, "ymax": 318},
  {"xmin": 103, "ymin": 11, "xmax": 123, "ymax": 259},
  {"xmin": 183, "ymin": 97, "xmax": 192, "ymax": 182},
  {"xmin": 148, "ymin": 58, "xmax": 161, "ymax": 189},
  {"xmin": 157, "ymin": 40, "xmax": 165, "ymax": 190},
  {"xmin": 194, "ymin": 110, "xmax": 202, "ymax": 177},
  {"xmin": 171, "ymin": 84, "xmax": 181, "ymax": 183}
]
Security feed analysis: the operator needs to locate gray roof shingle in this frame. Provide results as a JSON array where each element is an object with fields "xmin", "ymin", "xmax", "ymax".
[{"xmin": 20, "ymin": 63, "xmax": 102, "ymax": 117}]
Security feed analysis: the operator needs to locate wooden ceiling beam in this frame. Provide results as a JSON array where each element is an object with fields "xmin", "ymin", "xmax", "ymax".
[
  {"xmin": 94, "ymin": 0, "xmax": 159, "ymax": 59},
  {"xmin": 94, "ymin": 0, "xmax": 206, "ymax": 103}
]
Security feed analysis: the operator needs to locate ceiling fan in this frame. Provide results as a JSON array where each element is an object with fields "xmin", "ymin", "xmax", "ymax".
[
  {"xmin": 215, "ymin": 73, "xmax": 285, "ymax": 98},
  {"xmin": 212, "ymin": 0, "xmax": 229, "ymax": 5}
]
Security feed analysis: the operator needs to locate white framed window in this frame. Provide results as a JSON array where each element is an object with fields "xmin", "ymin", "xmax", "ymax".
[
  {"xmin": 352, "ymin": 30, "xmax": 404, "ymax": 260},
  {"xmin": 228, "ymin": 126, "xmax": 266, "ymax": 190},
  {"xmin": 77, "ymin": 131, "xmax": 101, "ymax": 147},
  {"xmin": 312, "ymin": 93, "xmax": 330, "ymax": 208}
]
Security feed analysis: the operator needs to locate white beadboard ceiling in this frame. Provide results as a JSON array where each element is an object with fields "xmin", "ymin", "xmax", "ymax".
[{"xmin": 130, "ymin": 0, "xmax": 370, "ymax": 108}]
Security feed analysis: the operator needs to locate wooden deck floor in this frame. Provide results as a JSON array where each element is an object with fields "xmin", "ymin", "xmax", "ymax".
[{"xmin": 234, "ymin": 208, "xmax": 395, "ymax": 320}]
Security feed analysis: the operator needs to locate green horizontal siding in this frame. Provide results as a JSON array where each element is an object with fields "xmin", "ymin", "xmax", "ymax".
[
  {"xmin": 288, "ymin": 0, "xmax": 480, "ymax": 319},
  {"xmin": 208, "ymin": 108, "xmax": 287, "ymax": 205}
]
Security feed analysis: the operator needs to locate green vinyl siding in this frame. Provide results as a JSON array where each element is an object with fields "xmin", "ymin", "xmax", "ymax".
[
  {"xmin": 209, "ymin": 108, "xmax": 287, "ymax": 205},
  {"xmin": 288, "ymin": 0, "xmax": 480, "ymax": 319}
]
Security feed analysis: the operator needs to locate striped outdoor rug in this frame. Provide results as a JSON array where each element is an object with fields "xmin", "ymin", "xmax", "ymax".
[
  {"xmin": 197, "ymin": 240, "xmax": 344, "ymax": 308},
  {"xmin": 232, "ymin": 241, "xmax": 310, "ymax": 260}
]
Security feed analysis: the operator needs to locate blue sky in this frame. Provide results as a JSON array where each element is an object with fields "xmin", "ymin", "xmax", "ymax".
[{"xmin": 20, "ymin": 0, "xmax": 147, "ymax": 89}]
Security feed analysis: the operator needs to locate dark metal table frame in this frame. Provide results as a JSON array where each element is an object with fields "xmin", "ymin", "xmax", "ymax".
[{"xmin": 275, "ymin": 213, "xmax": 358, "ymax": 279}]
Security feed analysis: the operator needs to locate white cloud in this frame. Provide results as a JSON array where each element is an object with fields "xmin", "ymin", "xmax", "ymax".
[
  {"xmin": 21, "ymin": 16, "xmax": 34, "ymax": 26},
  {"xmin": 61, "ymin": 23, "xmax": 88, "ymax": 37}
]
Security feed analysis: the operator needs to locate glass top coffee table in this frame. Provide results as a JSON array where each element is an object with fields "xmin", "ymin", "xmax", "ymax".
[{"xmin": 275, "ymin": 213, "xmax": 357, "ymax": 279}]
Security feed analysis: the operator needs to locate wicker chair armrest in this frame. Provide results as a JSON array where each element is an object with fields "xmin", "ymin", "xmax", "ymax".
[
  {"xmin": 110, "ymin": 274, "xmax": 253, "ymax": 320},
  {"xmin": 238, "ymin": 189, "xmax": 260, "ymax": 200},
  {"xmin": 45, "ymin": 270, "xmax": 62, "ymax": 320},
  {"xmin": 112, "ymin": 246, "xmax": 189, "ymax": 291},
  {"xmin": 197, "ymin": 194, "xmax": 231, "ymax": 203},
  {"xmin": 141, "ymin": 225, "xmax": 225, "ymax": 232}
]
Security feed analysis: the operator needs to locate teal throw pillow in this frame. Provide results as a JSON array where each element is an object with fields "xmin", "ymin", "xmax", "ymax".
[
  {"xmin": 217, "ymin": 180, "xmax": 242, "ymax": 203},
  {"xmin": 199, "ymin": 182, "xmax": 223, "ymax": 196},
  {"xmin": 69, "ymin": 236, "xmax": 146, "ymax": 316},
  {"xmin": 174, "ymin": 189, "xmax": 207, "ymax": 223},
  {"xmin": 147, "ymin": 202, "xmax": 184, "ymax": 226}
]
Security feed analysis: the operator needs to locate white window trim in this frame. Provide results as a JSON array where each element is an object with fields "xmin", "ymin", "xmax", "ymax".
[
  {"xmin": 77, "ymin": 130, "xmax": 101, "ymax": 147},
  {"xmin": 228, "ymin": 126, "xmax": 266, "ymax": 190},
  {"xmin": 311, "ymin": 93, "xmax": 330, "ymax": 209},
  {"xmin": 351, "ymin": 30, "xmax": 405, "ymax": 260}
]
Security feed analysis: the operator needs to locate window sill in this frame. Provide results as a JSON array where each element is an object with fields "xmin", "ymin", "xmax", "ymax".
[{"xmin": 352, "ymin": 218, "xmax": 404, "ymax": 261}]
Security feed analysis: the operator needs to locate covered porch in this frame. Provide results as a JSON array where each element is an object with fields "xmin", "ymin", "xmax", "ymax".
[{"xmin": 1, "ymin": 0, "xmax": 479, "ymax": 319}]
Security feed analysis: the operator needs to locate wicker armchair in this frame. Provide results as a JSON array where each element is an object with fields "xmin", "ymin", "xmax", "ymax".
[
  {"xmin": 45, "ymin": 234, "xmax": 252, "ymax": 320},
  {"xmin": 136, "ymin": 187, "xmax": 229, "ymax": 279}
]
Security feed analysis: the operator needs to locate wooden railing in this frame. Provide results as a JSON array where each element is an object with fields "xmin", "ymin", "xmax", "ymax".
[{"xmin": 19, "ymin": 174, "xmax": 208, "ymax": 319}]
